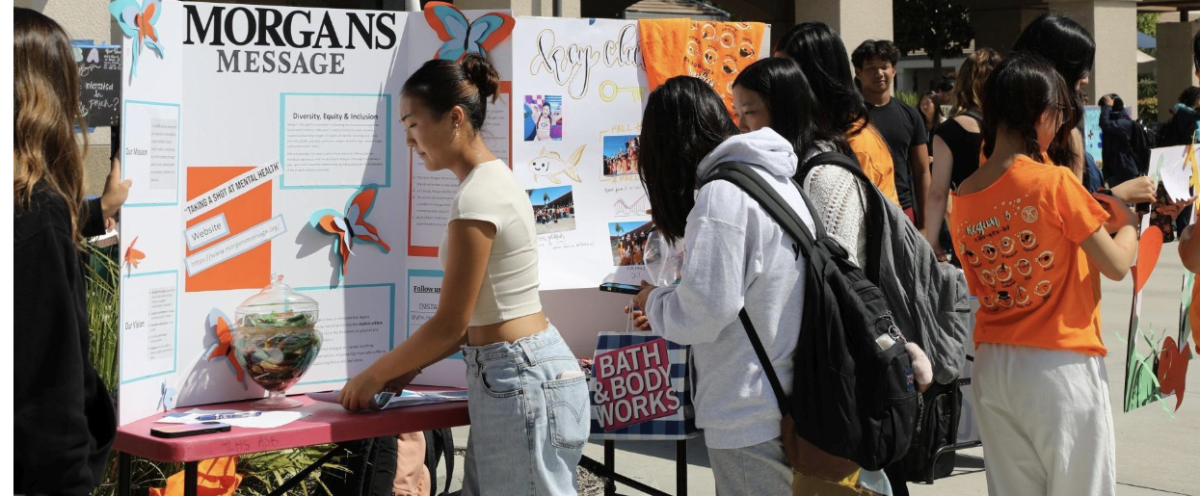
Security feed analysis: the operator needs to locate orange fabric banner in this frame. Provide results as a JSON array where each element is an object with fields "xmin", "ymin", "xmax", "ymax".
[
  {"xmin": 149, "ymin": 456, "xmax": 242, "ymax": 496},
  {"xmin": 638, "ymin": 19, "xmax": 766, "ymax": 117}
]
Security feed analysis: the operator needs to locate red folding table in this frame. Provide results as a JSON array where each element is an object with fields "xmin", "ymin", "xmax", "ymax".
[{"xmin": 114, "ymin": 387, "xmax": 470, "ymax": 496}]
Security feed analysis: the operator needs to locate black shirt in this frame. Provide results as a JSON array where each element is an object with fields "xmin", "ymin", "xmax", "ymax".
[
  {"xmin": 933, "ymin": 116, "xmax": 984, "ymax": 189},
  {"xmin": 868, "ymin": 98, "xmax": 928, "ymax": 210},
  {"xmin": 15, "ymin": 188, "xmax": 116, "ymax": 496}
]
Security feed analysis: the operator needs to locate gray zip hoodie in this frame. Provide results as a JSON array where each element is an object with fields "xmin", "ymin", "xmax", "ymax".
[{"xmin": 645, "ymin": 129, "xmax": 814, "ymax": 449}]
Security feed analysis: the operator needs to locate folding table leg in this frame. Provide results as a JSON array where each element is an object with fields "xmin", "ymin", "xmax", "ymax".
[
  {"xmin": 118, "ymin": 452, "xmax": 132, "ymax": 496},
  {"xmin": 676, "ymin": 440, "xmax": 687, "ymax": 496},
  {"xmin": 604, "ymin": 440, "xmax": 616, "ymax": 496},
  {"xmin": 184, "ymin": 461, "xmax": 199, "ymax": 496}
]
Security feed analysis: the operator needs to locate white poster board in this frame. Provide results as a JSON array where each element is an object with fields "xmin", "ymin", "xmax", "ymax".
[
  {"xmin": 508, "ymin": 18, "xmax": 653, "ymax": 291},
  {"xmin": 117, "ymin": 0, "xmax": 511, "ymax": 425},
  {"xmin": 117, "ymin": 2, "xmax": 759, "ymax": 426}
]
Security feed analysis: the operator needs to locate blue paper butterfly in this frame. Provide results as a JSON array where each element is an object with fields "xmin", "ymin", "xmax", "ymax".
[
  {"xmin": 423, "ymin": 1, "xmax": 515, "ymax": 61},
  {"xmin": 309, "ymin": 185, "xmax": 391, "ymax": 280},
  {"xmin": 109, "ymin": 0, "xmax": 165, "ymax": 80}
]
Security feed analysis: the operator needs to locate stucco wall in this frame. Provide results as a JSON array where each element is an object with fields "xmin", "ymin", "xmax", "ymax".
[
  {"xmin": 1156, "ymin": 21, "xmax": 1200, "ymax": 124},
  {"xmin": 1049, "ymin": 0, "xmax": 1139, "ymax": 111},
  {"xmin": 796, "ymin": 0, "xmax": 893, "ymax": 61}
]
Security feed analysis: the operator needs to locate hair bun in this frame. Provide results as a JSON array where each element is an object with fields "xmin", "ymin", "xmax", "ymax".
[{"xmin": 459, "ymin": 53, "xmax": 500, "ymax": 102}]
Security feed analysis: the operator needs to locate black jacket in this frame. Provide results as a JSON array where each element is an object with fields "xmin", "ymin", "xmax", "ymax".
[
  {"xmin": 1099, "ymin": 103, "xmax": 1142, "ymax": 186},
  {"xmin": 1159, "ymin": 104, "xmax": 1200, "ymax": 147},
  {"xmin": 14, "ymin": 188, "xmax": 116, "ymax": 496}
]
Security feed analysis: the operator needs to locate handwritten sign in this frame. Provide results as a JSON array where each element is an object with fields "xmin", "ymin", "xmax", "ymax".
[
  {"xmin": 1151, "ymin": 146, "xmax": 1195, "ymax": 203},
  {"xmin": 590, "ymin": 338, "xmax": 681, "ymax": 431},
  {"xmin": 73, "ymin": 43, "xmax": 122, "ymax": 127}
]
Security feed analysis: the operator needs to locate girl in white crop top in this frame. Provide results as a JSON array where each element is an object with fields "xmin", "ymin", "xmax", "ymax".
[{"xmin": 340, "ymin": 54, "xmax": 589, "ymax": 495}]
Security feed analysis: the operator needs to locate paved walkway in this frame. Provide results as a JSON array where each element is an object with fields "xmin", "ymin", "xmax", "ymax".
[{"xmin": 433, "ymin": 255, "xmax": 1200, "ymax": 495}]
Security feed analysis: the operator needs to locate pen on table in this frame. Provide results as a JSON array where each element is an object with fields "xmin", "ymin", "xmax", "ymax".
[{"xmin": 195, "ymin": 411, "xmax": 263, "ymax": 421}]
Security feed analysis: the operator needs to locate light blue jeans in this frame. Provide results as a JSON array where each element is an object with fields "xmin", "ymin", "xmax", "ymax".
[{"xmin": 461, "ymin": 325, "xmax": 590, "ymax": 496}]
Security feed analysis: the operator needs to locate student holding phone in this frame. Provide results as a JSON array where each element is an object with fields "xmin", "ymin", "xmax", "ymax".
[{"xmin": 14, "ymin": 8, "xmax": 132, "ymax": 495}]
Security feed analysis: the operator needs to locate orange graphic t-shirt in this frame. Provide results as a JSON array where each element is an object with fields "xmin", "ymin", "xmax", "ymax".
[
  {"xmin": 950, "ymin": 156, "xmax": 1110, "ymax": 356},
  {"xmin": 847, "ymin": 122, "xmax": 900, "ymax": 207}
]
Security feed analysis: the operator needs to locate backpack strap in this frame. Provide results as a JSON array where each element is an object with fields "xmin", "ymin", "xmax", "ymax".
[
  {"xmin": 737, "ymin": 309, "xmax": 790, "ymax": 416},
  {"xmin": 705, "ymin": 162, "xmax": 825, "ymax": 250},
  {"xmin": 797, "ymin": 151, "xmax": 890, "ymax": 284}
]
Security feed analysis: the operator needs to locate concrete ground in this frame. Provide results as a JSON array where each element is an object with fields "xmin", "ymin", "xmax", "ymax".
[{"xmin": 433, "ymin": 255, "xmax": 1200, "ymax": 495}]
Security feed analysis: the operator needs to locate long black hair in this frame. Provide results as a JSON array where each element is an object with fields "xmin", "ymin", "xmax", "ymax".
[
  {"xmin": 733, "ymin": 57, "xmax": 844, "ymax": 157},
  {"xmin": 981, "ymin": 53, "xmax": 1072, "ymax": 163},
  {"xmin": 1012, "ymin": 14, "xmax": 1094, "ymax": 168},
  {"xmin": 638, "ymin": 76, "xmax": 738, "ymax": 243},
  {"xmin": 773, "ymin": 21, "xmax": 866, "ymax": 153},
  {"xmin": 401, "ymin": 52, "xmax": 499, "ymax": 131}
]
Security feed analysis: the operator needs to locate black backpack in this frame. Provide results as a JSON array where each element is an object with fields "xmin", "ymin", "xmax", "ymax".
[
  {"xmin": 1131, "ymin": 120, "xmax": 1156, "ymax": 175},
  {"xmin": 705, "ymin": 161, "xmax": 920, "ymax": 472}
]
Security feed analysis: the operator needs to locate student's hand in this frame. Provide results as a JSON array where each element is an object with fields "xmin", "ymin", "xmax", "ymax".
[
  {"xmin": 631, "ymin": 280, "xmax": 656, "ymax": 310},
  {"xmin": 1111, "ymin": 176, "xmax": 1156, "ymax": 205},
  {"xmin": 101, "ymin": 157, "xmax": 133, "ymax": 221},
  {"xmin": 623, "ymin": 306, "xmax": 652, "ymax": 331},
  {"xmin": 1155, "ymin": 196, "xmax": 1197, "ymax": 220},
  {"xmin": 1100, "ymin": 95, "xmax": 1114, "ymax": 106},
  {"xmin": 339, "ymin": 367, "xmax": 385, "ymax": 412},
  {"xmin": 382, "ymin": 369, "xmax": 420, "ymax": 393},
  {"xmin": 1094, "ymin": 193, "xmax": 1138, "ymax": 233}
]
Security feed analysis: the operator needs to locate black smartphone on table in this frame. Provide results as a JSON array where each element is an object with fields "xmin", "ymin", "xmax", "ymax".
[
  {"xmin": 150, "ymin": 421, "xmax": 232, "ymax": 438},
  {"xmin": 599, "ymin": 282, "xmax": 642, "ymax": 295}
]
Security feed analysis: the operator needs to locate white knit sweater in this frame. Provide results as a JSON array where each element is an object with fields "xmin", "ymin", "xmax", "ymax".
[{"xmin": 801, "ymin": 144, "xmax": 870, "ymax": 266}]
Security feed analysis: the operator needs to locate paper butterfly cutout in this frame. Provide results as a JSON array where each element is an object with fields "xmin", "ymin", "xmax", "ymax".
[
  {"xmin": 109, "ymin": 0, "xmax": 165, "ymax": 80},
  {"xmin": 125, "ymin": 236, "xmax": 146, "ymax": 268},
  {"xmin": 309, "ymin": 185, "xmax": 391, "ymax": 279},
  {"xmin": 1157, "ymin": 336, "xmax": 1192, "ymax": 411},
  {"xmin": 158, "ymin": 381, "xmax": 178, "ymax": 411},
  {"xmin": 205, "ymin": 309, "xmax": 246, "ymax": 387},
  {"xmin": 1133, "ymin": 226, "xmax": 1164, "ymax": 294},
  {"xmin": 423, "ymin": 1, "xmax": 515, "ymax": 61}
]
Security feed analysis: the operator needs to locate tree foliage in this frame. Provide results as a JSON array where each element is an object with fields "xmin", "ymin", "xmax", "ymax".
[
  {"xmin": 894, "ymin": 0, "xmax": 975, "ymax": 72},
  {"xmin": 1138, "ymin": 12, "xmax": 1160, "ymax": 37}
]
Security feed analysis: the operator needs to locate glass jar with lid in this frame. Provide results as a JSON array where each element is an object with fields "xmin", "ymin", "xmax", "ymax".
[{"xmin": 233, "ymin": 274, "xmax": 323, "ymax": 409}]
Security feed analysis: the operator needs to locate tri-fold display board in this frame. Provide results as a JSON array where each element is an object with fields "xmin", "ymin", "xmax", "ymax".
[{"xmin": 116, "ymin": 0, "xmax": 767, "ymax": 425}]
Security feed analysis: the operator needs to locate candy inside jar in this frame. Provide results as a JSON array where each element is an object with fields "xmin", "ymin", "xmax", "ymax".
[{"xmin": 233, "ymin": 275, "xmax": 322, "ymax": 409}]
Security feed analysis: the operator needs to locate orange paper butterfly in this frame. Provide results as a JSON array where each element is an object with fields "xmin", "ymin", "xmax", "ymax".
[
  {"xmin": 206, "ymin": 309, "xmax": 245, "ymax": 384},
  {"xmin": 125, "ymin": 236, "xmax": 146, "ymax": 268}
]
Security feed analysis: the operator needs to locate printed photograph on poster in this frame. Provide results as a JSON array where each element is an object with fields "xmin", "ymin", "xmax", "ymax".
[
  {"xmin": 609, "ymin": 221, "xmax": 652, "ymax": 267},
  {"xmin": 524, "ymin": 94, "xmax": 563, "ymax": 141},
  {"xmin": 528, "ymin": 185, "xmax": 576, "ymax": 234},
  {"xmin": 603, "ymin": 135, "xmax": 641, "ymax": 177}
]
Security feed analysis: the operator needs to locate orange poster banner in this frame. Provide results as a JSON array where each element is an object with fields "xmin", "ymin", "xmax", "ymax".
[{"xmin": 185, "ymin": 166, "xmax": 272, "ymax": 292}]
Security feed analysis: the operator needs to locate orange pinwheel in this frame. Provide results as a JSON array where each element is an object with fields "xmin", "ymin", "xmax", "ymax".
[
  {"xmin": 125, "ymin": 236, "xmax": 146, "ymax": 268},
  {"xmin": 1132, "ymin": 226, "xmax": 1163, "ymax": 294},
  {"xmin": 206, "ymin": 310, "xmax": 244, "ymax": 383}
]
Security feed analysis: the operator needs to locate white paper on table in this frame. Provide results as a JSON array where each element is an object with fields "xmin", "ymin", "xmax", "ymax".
[{"xmin": 155, "ymin": 409, "xmax": 311, "ymax": 428}]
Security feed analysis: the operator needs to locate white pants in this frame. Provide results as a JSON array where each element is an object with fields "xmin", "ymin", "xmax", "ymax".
[{"xmin": 973, "ymin": 343, "xmax": 1116, "ymax": 496}]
